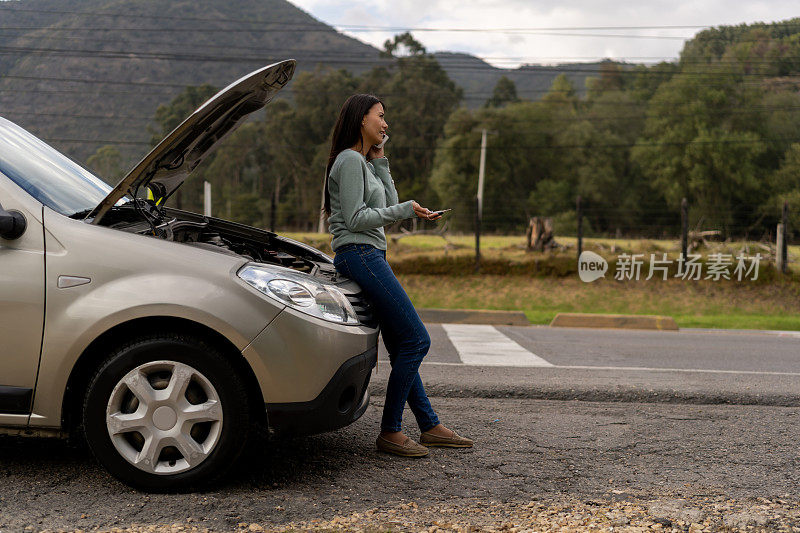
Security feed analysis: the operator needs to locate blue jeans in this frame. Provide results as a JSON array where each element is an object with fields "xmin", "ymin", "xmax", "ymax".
[{"xmin": 333, "ymin": 243, "xmax": 440, "ymax": 433}]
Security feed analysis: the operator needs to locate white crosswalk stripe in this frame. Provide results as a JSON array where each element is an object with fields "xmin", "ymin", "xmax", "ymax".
[{"xmin": 441, "ymin": 324, "xmax": 554, "ymax": 367}]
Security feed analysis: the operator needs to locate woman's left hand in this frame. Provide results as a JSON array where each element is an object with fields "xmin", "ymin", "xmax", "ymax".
[{"xmin": 367, "ymin": 143, "xmax": 384, "ymax": 161}]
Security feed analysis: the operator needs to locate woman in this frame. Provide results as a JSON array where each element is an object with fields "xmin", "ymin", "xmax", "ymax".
[{"xmin": 324, "ymin": 94, "xmax": 473, "ymax": 457}]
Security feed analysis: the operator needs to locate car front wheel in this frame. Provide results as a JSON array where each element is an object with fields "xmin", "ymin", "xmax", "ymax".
[{"xmin": 82, "ymin": 334, "xmax": 250, "ymax": 491}]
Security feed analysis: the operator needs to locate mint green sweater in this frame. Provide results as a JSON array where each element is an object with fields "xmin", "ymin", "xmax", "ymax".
[{"xmin": 327, "ymin": 149, "xmax": 415, "ymax": 252}]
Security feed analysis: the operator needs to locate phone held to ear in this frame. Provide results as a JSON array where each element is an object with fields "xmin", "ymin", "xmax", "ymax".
[{"xmin": 374, "ymin": 134, "xmax": 389, "ymax": 149}]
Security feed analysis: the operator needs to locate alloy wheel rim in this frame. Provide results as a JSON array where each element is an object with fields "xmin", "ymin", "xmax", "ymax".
[{"xmin": 105, "ymin": 360, "xmax": 223, "ymax": 475}]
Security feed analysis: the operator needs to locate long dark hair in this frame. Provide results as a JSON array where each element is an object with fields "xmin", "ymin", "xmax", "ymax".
[{"xmin": 324, "ymin": 94, "xmax": 384, "ymax": 216}]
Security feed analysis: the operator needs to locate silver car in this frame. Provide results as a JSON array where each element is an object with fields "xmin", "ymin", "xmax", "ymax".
[{"xmin": 0, "ymin": 60, "xmax": 379, "ymax": 490}]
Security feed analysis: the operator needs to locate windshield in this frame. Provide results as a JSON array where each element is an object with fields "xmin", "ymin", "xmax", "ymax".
[{"xmin": 0, "ymin": 117, "xmax": 114, "ymax": 216}]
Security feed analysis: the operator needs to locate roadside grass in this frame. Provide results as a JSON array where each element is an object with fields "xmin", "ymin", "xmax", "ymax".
[
  {"xmin": 284, "ymin": 232, "xmax": 800, "ymax": 261},
  {"xmin": 283, "ymin": 232, "xmax": 800, "ymax": 331},
  {"xmin": 399, "ymin": 275, "xmax": 800, "ymax": 331}
]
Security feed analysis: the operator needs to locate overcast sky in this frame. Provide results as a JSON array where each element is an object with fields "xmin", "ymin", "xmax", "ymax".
[{"xmin": 288, "ymin": 0, "xmax": 800, "ymax": 68}]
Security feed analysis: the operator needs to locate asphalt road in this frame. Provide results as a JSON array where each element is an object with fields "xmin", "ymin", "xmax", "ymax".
[
  {"xmin": 373, "ymin": 324, "xmax": 800, "ymax": 406},
  {"xmin": 393, "ymin": 323, "xmax": 800, "ymax": 372},
  {"xmin": 1, "ymin": 398, "xmax": 798, "ymax": 531},
  {"xmin": 2, "ymin": 324, "xmax": 799, "ymax": 531}
]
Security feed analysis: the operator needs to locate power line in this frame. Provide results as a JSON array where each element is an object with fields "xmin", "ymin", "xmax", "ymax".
[
  {"xmin": 5, "ymin": 4, "xmax": 799, "ymax": 37},
  {"xmin": 339, "ymin": 25, "xmax": 713, "ymax": 33},
  {"xmin": 2, "ymin": 111, "xmax": 154, "ymax": 121},
  {"xmin": 3, "ymin": 70, "xmax": 790, "ymax": 95},
  {"xmin": 9, "ymin": 32, "xmax": 800, "ymax": 65},
  {"xmin": 7, "ymin": 103, "xmax": 800, "ymax": 127},
  {"xmin": 0, "ymin": 25, "xmax": 699, "ymax": 41},
  {"xmin": 0, "ymin": 70, "xmax": 785, "ymax": 92},
  {"xmin": 0, "ymin": 88, "xmax": 174, "ymax": 96},
  {"xmin": 6, "ymin": 27, "xmax": 800, "ymax": 64},
  {"xmin": 39, "ymin": 135, "xmax": 800, "ymax": 150},
  {"xmin": 0, "ymin": 45, "xmax": 795, "ymax": 79},
  {"xmin": 3, "ymin": 23, "xmax": 798, "ymax": 44},
  {"xmin": 2, "ymin": 10, "xmax": 797, "ymax": 36},
  {"xmin": 0, "ymin": 73, "xmax": 191, "ymax": 88},
  {"xmin": 0, "ymin": 6, "xmax": 729, "ymax": 32},
  {"xmin": 1, "ymin": 73, "xmax": 796, "ymax": 113},
  {"xmin": 0, "ymin": 32, "xmax": 677, "ymax": 63}
]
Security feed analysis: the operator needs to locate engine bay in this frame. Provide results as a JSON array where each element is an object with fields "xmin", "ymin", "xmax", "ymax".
[{"xmin": 96, "ymin": 201, "xmax": 339, "ymax": 282}]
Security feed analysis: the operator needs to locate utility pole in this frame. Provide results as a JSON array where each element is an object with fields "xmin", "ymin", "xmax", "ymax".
[
  {"xmin": 475, "ymin": 197, "xmax": 481, "ymax": 273},
  {"xmin": 576, "ymin": 195, "xmax": 582, "ymax": 258},
  {"xmin": 782, "ymin": 200, "xmax": 788, "ymax": 273},
  {"xmin": 778, "ymin": 200, "xmax": 788, "ymax": 274},
  {"xmin": 475, "ymin": 129, "xmax": 488, "ymax": 272},
  {"xmin": 477, "ymin": 129, "xmax": 488, "ymax": 221},
  {"xmin": 317, "ymin": 182, "xmax": 326, "ymax": 234},
  {"xmin": 203, "ymin": 181, "xmax": 211, "ymax": 217},
  {"xmin": 474, "ymin": 128, "xmax": 496, "ymax": 272},
  {"xmin": 270, "ymin": 175, "xmax": 281, "ymax": 233}
]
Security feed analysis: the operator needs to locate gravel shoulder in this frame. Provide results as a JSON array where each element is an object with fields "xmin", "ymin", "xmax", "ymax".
[{"xmin": 1, "ymin": 397, "xmax": 798, "ymax": 532}]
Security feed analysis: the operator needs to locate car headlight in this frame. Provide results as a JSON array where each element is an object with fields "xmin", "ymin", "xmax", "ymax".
[{"xmin": 237, "ymin": 264, "xmax": 360, "ymax": 325}]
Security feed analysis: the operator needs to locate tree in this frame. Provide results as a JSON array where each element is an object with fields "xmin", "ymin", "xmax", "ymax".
[
  {"xmin": 586, "ymin": 61, "xmax": 625, "ymax": 99},
  {"xmin": 432, "ymin": 72, "xmax": 660, "ymax": 236},
  {"xmin": 630, "ymin": 62, "xmax": 678, "ymax": 101},
  {"xmin": 86, "ymin": 145, "xmax": 125, "ymax": 185},
  {"xmin": 373, "ymin": 33, "xmax": 463, "ymax": 204},
  {"xmin": 381, "ymin": 31, "xmax": 427, "ymax": 58},
  {"xmin": 770, "ymin": 143, "xmax": 800, "ymax": 194},
  {"xmin": 760, "ymin": 143, "xmax": 800, "ymax": 236},
  {"xmin": 149, "ymin": 84, "xmax": 219, "ymax": 145},
  {"xmin": 202, "ymin": 122, "xmax": 268, "ymax": 224},
  {"xmin": 749, "ymin": 90, "xmax": 800, "ymax": 165},
  {"xmin": 431, "ymin": 102, "xmax": 564, "ymax": 232},
  {"xmin": 631, "ymin": 65, "xmax": 768, "ymax": 235},
  {"xmin": 149, "ymin": 84, "xmax": 220, "ymax": 214},
  {"xmin": 263, "ymin": 68, "xmax": 360, "ymax": 229},
  {"xmin": 484, "ymin": 76, "xmax": 519, "ymax": 108},
  {"xmin": 541, "ymin": 74, "xmax": 577, "ymax": 107}
]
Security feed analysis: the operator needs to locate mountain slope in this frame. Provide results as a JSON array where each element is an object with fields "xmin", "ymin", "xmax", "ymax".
[
  {"xmin": 0, "ymin": 0, "xmax": 384, "ymax": 162},
  {"xmin": 434, "ymin": 52, "xmax": 609, "ymax": 105}
]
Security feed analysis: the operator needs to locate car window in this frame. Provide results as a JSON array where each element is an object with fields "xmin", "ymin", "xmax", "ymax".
[{"xmin": 0, "ymin": 117, "xmax": 114, "ymax": 216}]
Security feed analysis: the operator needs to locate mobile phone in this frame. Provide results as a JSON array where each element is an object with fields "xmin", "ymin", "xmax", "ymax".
[
  {"xmin": 431, "ymin": 208, "xmax": 452, "ymax": 216},
  {"xmin": 374, "ymin": 134, "xmax": 389, "ymax": 149}
]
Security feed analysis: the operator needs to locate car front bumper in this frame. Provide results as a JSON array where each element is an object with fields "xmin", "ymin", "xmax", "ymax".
[
  {"xmin": 265, "ymin": 345, "xmax": 377, "ymax": 435},
  {"xmin": 241, "ymin": 304, "xmax": 379, "ymax": 434}
]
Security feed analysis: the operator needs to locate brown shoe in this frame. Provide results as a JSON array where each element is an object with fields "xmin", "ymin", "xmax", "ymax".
[
  {"xmin": 376, "ymin": 435, "xmax": 429, "ymax": 457},
  {"xmin": 420, "ymin": 429, "xmax": 473, "ymax": 448}
]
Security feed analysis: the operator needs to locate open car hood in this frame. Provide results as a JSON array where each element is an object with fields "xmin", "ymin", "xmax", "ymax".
[{"xmin": 89, "ymin": 59, "xmax": 295, "ymax": 224}]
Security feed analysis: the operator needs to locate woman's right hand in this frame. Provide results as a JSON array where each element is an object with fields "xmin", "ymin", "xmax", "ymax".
[{"xmin": 412, "ymin": 201, "xmax": 441, "ymax": 221}]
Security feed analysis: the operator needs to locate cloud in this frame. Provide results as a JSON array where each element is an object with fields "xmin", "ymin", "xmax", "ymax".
[{"xmin": 288, "ymin": 0, "xmax": 800, "ymax": 67}]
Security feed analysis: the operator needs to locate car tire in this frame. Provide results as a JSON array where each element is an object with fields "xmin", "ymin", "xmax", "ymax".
[{"xmin": 82, "ymin": 333, "xmax": 250, "ymax": 491}]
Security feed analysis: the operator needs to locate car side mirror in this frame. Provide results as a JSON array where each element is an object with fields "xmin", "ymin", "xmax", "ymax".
[{"xmin": 0, "ymin": 200, "xmax": 26, "ymax": 240}]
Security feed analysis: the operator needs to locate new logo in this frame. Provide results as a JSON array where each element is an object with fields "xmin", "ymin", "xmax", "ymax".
[{"xmin": 578, "ymin": 251, "xmax": 608, "ymax": 282}]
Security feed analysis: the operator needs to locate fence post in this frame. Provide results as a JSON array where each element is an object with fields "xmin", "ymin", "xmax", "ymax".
[
  {"xmin": 777, "ymin": 222, "xmax": 785, "ymax": 273},
  {"xmin": 475, "ymin": 196, "xmax": 481, "ymax": 273},
  {"xmin": 782, "ymin": 200, "xmax": 788, "ymax": 273},
  {"xmin": 270, "ymin": 187, "xmax": 276, "ymax": 232},
  {"xmin": 681, "ymin": 197, "xmax": 688, "ymax": 259},
  {"xmin": 576, "ymin": 195, "xmax": 583, "ymax": 258}
]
